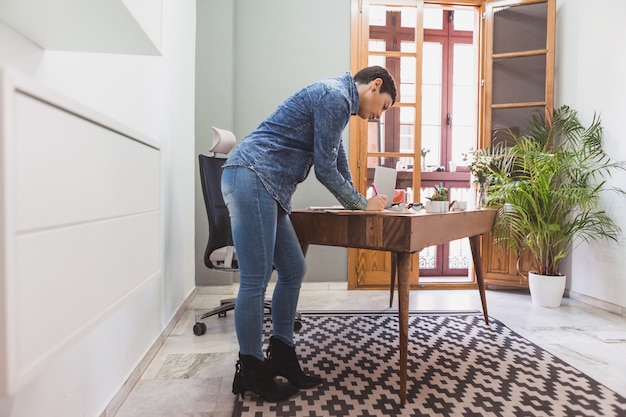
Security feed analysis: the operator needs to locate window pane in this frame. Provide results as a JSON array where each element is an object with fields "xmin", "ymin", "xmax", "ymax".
[
  {"xmin": 399, "ymin": 56, "xmax": 416, "ymax": 103},
  {"xmin": 367, "ymin": 119, "xmax": 382, "ymax": 168},
  {"xmin": 453, "ymin": 9, "xmax": 475, "ymax": 31},
  {"xmin": 368, "ymin": 5, "xmax": 418, "ymax": 28},
  {"xmin": 396, "ymin": 164, "xmax": 415, "ymax": 204},
  {"xmin": 419, "ymin": 246, "xmax": 437, "ymax": 269},
  {"xmin": 367, "ymin": 116, "xmax": 392, "ymax": 169},
  {"xmin": 493, "ymin": 3, "xmax": 547, "ymax": 54},
  {"xmin": 492, "ymin": 55, "xmax": 546, "ymax": 104},
  {"xmin": 422, "ymin": 42, "xmax": 442, "ymax": 84},
  {"xmin": 452, "ymin": 86, "xmax": 474, "ymax": 125},
  {"xmin": 452, "ymin": 45, "xmax": 476, "ymax": 132},
  {"xmin": 365, "ymin": 116, "xmax": 402, "ymax": 199},
  {"xmin": 400, "ymin": 7, "xmax": 417, "ymax": 28},
  {"xmin": 368, "ymin": 55, "xmax": 385, "ymax": 67},
  {"xmin": 449, "ymin": 241, "xmax": 471, "ymax": 269},
  {"xmin": 399, "ymin": 107, "xmax": 415, "ymax": 154},
  {"xmin": 422, "ymin": 84, "xmax": 441, "ymax": 125},
  {"xmin": 424, "ymin": 7, "xmax": 443, "ymax": 30},
  {"xmin": 369, "ymin": 6, "xmax": 416, "ymax": 52},
  {"xmin": 369, "ymin": 5, "xmax": 387, "ymax": 26},
  {"xmin": 451, "ymin": 126, "xmax": 474, "ymax": 163},
  {"xmin": 422, "ymin": 65, "xmax": 441, "ymax": 167},
  {"xmin": 448, "ymin": 238, "xmax": 471, "ymax": 269},
  {"xmin": 400, "ymin": 40, "xmax": 416, "ymax": 53},
  {"xmin": 452, "ymin": 42, "xmax": 477, "ymax": 163},
  {"xmin": 492, "ymin": 106, "xmax": 544, "ymax": 138},
  {"xmin": 396, "ymin": 156, "xmax": 414, "ymax": 173},
  {"xmin": 421, "ymin": 125, "xmax": 441, "ymax": 169},
  {"xmin": 369, "ymin": 40, "xmax": 385, "ymax": 52},
  {"xmin": 367, "ymin": 120, "xmax": 379, "ymax": 149},
  {"xmin": 453, "ymin": 43, "xmax": 475, "ymax": 85}
]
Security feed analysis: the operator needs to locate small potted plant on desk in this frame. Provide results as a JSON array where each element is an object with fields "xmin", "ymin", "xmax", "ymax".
[
  {"xmin": 425, "ymin": 184, "xmax": 450, "ymax": 213},
  {"xmin": 486, "ymin": 105, "xmax": 625, "ymax": 307}
]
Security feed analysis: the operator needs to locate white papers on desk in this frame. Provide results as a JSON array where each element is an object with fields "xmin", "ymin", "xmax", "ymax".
[{"xmin": 306, "ymin": 205, "xmax": 346, "ymax": 211}]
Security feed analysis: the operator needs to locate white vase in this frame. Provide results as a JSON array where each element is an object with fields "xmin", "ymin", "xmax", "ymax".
[
  {"xmin": 426, "ymin": 200, "xmax": 449, "ymax": 213},
  {"xmin": 528, "ymin": 272, "xmax": 566, "ymax": 308}
]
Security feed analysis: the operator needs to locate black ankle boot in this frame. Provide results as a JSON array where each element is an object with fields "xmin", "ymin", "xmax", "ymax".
[
  {"xmin": 267, "ymin": 336, "xmax": 324, "ymax": 389},
  {"xmin": 232, "ymin": 354, "xmax": 299, "ymax": 402}
]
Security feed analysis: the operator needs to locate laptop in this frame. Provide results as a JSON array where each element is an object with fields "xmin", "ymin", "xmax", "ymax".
[{"xmin": 373, "ymin": 166, "xmax": 398, "ymax": 208}]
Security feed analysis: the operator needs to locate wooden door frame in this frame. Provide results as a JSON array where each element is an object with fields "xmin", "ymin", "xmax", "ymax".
[{"xmin": 348, "ymin": 0, "xmax": 486, "ymax": 290}]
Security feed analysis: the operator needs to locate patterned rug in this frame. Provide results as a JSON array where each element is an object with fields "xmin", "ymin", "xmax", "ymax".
[{"xmin": 232, "ymin": 312, "xmax": 626, "ymax": 417}]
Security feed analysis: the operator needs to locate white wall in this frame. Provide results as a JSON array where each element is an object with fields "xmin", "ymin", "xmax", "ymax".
[
  {"xmin": 195, "ymin": 0, "xmax": 353, "ymax": 284},
  {"xmin": 556, "ymin": 0, "xmax": 626, "ymax": 311},
  {"xmin": 0, "ymin": 1, "xmax": 197, "ymax": 416}
]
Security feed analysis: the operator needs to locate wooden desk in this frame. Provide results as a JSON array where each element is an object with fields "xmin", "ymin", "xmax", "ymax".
[{"xmin": 290, "ymin": 208, "xmax": 497, "ymax": 404}]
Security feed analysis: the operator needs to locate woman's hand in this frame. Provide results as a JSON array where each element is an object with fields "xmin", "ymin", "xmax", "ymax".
[{"xmin": 365, "ymin": 194, "xmax": 387, "ymax": 211}]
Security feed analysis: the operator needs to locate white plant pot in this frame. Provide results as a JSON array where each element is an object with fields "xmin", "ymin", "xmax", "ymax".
[
  {"xmin": 426, "ymin": 200, "xmax": 449, "ymax": 213},
  {"xmin": 528, "ymin": 272, "xmax": 566, "ymax": 308}
]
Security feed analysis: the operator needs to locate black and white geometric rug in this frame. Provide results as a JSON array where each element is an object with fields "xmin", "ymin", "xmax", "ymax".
[{"xmin": 233, "ymin": 312, "xmax": 626, "ymax": 417}]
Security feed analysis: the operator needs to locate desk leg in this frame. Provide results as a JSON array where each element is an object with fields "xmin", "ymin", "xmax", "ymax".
[
  {"xmin": 397, "ymin": 252, "xmax": 411, "ymax": 405},
  {"xmin": 389, "ymin": 252, "xmax": 397, "ymax": 307},
  {"xmin": 468, "ymin": 235, "xmax": 489, "ymax": 325}
]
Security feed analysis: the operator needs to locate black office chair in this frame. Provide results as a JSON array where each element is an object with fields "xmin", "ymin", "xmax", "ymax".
[
  {"xmin": 199, "ymin": 126, "xmax": 239, "ymax": 271},
  {"xmin": 193, "ymin": 127, "xmax": 302, "ymax": 336}
]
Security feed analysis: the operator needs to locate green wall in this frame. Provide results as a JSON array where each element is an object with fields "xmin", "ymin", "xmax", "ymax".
[{"xmin": 195, "ymin": 0, "xmax": 353, "ymax": 284}]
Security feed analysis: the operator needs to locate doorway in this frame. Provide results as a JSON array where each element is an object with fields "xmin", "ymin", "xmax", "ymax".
[{"xmin": 348, "ymin": 1, "xmax": 481, "ymax": 288}]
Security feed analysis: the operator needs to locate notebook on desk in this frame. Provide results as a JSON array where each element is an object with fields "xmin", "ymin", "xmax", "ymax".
[{"xmin": 373, "ymin": 166, "xmax": 398, "ymax": 208}]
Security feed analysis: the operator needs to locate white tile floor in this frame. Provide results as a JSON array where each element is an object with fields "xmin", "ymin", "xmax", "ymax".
[{"xmin": 112, "ymin": 284, "xmax": 626, "ymax": 417}]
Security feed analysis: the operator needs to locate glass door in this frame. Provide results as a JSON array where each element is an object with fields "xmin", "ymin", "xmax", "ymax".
[
  {"xmin": 417, "ymin": 5, "xmax": 478, "ymax": 279},
  {"xmin": 350, "ymin": 3, "xmax": 422, "ymax": 289},
  {"xmin": 481, "ymin": 0, "xmax": 555, "ymax": 288},
  {"xmin": 348, "ymin": 0, "xmax": 481, "ymax": 289}
]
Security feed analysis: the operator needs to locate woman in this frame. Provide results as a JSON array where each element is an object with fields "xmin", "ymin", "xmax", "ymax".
[{"xmin": 222, "ymin": 66, "xmax": 397, "ymax": 402}]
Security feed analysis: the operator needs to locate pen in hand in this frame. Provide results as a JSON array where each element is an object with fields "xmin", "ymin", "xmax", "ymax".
[{"xmin": 366, "ymin": 183, "xmax": 386, "ymax": 211}]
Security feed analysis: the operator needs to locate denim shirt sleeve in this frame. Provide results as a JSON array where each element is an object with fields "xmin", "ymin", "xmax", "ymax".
[
  {"xmin": 223, "ymin": 73, "xmax": 367, "ymax": 213},
  {"xmin": 312, "ymin": 97, "xmax": 368, "ymax": 210},
  {"xmin": 336, "ymin": 140, "xmax": 352, "ymax": 183}
]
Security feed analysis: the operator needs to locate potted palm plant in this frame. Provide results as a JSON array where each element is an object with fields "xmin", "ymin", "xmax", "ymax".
[{"xmin": 486, "ymin": 105, "xmax": 625, "ymax": 307}]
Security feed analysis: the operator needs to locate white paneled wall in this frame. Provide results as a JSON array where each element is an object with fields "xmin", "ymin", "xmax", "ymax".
[{"xmin": 0, "ymin": 69, "xmax": 161, "ymax": 395}]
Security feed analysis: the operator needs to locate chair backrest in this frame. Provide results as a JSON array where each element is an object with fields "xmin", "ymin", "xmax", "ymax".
[
  {"xmin": 199, "ymin": 127, "xmax": 237, "ymax": 269},
  {"xmin": 209, "ymin": 126, "xmax": 236, "ymax": 155}
]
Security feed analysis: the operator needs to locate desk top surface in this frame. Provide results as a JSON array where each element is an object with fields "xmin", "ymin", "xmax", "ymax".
[{"xmin": 290, "ymin": 208, "xmax": 497, "ymax": 252}]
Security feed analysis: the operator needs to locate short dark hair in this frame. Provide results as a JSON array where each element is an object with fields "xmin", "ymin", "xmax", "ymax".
[{"xmin": 354, "ymin": 66, "xmax": 397, "ymax": 104}]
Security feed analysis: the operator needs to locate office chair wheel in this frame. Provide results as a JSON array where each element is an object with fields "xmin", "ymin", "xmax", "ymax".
[{"xmin": 193, "ymin": 322, "xmax": 207, "ymax": 336}]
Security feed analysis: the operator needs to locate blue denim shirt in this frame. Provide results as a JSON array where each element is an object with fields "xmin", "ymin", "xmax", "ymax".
[{"xmin": 224, "ymin": 72, "xmax": 368, "ymax": 213}]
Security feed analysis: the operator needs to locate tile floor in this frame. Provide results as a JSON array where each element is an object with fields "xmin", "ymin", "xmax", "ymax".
[{"xmin": 113, "ymin": 283, "xmax": 626, "ymax": 417}]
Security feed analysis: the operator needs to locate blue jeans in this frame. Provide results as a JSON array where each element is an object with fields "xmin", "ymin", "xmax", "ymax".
[{"xmin": 221, "ymin": 166, "xmax": 306, "ymax": 360}]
